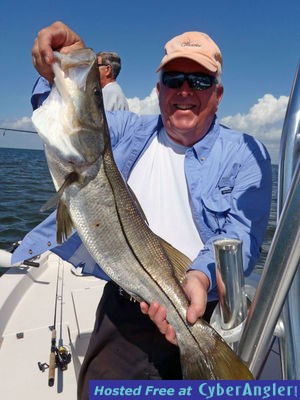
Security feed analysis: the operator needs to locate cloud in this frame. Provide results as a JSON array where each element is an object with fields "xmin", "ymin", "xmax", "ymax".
[
  {"xmin": 220, "ymin": 94, "xmax": 289, "ymax": 164},
  {"xmin": 0, "ymin": 117, "xmax": 42, "ymax": 150},
  {"xmin": 127, "ymin": 87, "xmax": 160, "ymax": 115},
  {"xmin": 127, "ymin": 90, "xmax": 288, "ymax": 163},
  {"xmin": 1, "ymin": 92, "xmax": 288, "ymax": 163},
  {"xmin": 0, "ymin": 116, "xmax": 36, "ymax": 131}
]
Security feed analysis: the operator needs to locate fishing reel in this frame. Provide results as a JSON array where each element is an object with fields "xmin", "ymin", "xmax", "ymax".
[
  {"xmin": 38, "ymin": 345, "xmax": 71, "ymax": 373},
  {"xmin": 56, "ymin": 345, "xmax": 72, "ymax": 371}
]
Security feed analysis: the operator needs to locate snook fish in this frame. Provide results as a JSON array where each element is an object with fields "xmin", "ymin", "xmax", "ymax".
[{"xmin": 32, "ymin": 48, "xmax": 253, "ymax": 379}]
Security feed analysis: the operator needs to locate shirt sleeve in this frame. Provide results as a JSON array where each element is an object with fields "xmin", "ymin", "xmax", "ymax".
[
  {"xmin": 31, "ymin": 77, "xmax": 51, "ymax": 110},
  {"xmin": 189, "ymin": 136, "xmax": 272, "ymax": 301}
]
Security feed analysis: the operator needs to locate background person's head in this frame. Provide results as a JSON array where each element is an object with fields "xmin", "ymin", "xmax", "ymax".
[{"xmin": 97, "ymin": 51, "xmax": 122, "ymax": 88}]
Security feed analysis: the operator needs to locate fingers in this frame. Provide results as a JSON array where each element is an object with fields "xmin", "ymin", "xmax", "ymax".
[
  {"xmin": 140, "ymin": 301, "xmax": 178, "ymax": 346},
  {"xmin": 186, "ymin": 291, "xmax": 206, "ymax": 324},
  {"xmin": 183, "ymin": 270, "xmax": 209, "ymax": 324},
  {"xmin": 164, "ymin": 324, "xmax": 177, "ymax": 345},
  {"xmin": 32, "ymin": 34, "xmax": 54, "ymax": 82},
  {"xmin": 32, "ymin": 21, "xmax": 85, "ymax": 82},
  {"xmin": 140, "ymin": 271, "xmax": 210, "ymax": 346},
  {"xmin": 140, "ymin": 301, "xmax": 149, "ymax": 314}
]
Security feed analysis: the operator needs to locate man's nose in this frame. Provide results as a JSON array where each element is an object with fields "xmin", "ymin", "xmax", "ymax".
[{"xmin": 177, "ymin": 80, "xmax": 193, "ymax": 96}]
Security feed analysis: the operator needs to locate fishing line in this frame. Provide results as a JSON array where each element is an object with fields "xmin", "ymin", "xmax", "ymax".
[{"xmin": 0, "ymin": 127, "xmax": 37, "ymax": 134}]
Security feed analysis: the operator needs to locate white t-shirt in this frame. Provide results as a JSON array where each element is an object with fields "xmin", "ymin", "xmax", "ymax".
[{"xmin": 128, "ymin": 128, "xmax": 203, "ymax": 261}]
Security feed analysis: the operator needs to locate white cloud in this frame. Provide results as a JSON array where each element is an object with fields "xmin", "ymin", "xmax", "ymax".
[
  {"xmin": 0, "ymin": 116, "xmax": 36, "ymax": 131},
  {"xmin": 127, "ymin": 90, "xmax": 288, "ymax": 163},
  {"xmin": 127, "ymin": 87, "xmax": 160, "ymax": 115},
  {"xmin": 1, "ymin": 92, "xmax": 289, "ymax": 163},
  {"xmin": 221, "ymin": 94, "xmax": 289, "ymax": 164},
  {"xmin": 0, "ymin": 117, "xmax": 42, "ymax": 150}
]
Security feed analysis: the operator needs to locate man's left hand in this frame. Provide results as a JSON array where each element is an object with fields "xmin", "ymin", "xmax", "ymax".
[{"xmin": 140, "ymin": 270, "xmax": 209, "ymax": 345}]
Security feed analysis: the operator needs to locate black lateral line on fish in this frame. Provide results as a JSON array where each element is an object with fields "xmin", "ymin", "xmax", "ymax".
[{"xmin": 102, "ymin": 147, "xmax": 205, "ymax": 349}]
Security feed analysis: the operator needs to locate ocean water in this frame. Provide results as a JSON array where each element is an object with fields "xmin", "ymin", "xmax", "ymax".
[
  {"xmin": 0, "ymin": 147, "xmax": 277, "ymax": 270},
  {"xmin": 0, "ymin": 147, "xmax": 54, "ymax": 248}
]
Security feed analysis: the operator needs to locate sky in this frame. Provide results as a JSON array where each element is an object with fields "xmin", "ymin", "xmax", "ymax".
[{"xmin": 0, "ymin": 0, "xmax": 299, "ymax": 163}]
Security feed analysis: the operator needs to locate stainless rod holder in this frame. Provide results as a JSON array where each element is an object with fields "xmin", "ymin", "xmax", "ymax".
[{"xmin": 213, "ymin": 239, "xmax": 247, "ymax": 331}]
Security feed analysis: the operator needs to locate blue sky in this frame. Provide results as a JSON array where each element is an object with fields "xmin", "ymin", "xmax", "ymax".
[{"xmin": 0, "ymin": 0, "xmax": 299, "ymax": 163}]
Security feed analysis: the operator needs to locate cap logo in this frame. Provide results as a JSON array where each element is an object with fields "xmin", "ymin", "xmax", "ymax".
[{"xmin": 179, "ymin": 38, "xmax": 202, "ymax": 48}]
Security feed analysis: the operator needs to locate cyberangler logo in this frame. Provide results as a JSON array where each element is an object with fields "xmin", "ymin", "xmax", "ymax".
[{"xmin": 198, "ymin": 382, "xmax": 298, "ymax": 400}]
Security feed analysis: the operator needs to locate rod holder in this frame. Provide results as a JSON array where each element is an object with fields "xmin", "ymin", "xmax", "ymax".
[{"xmin": 213, "ymin": 238, "xmax": 247, "ymax": 331}]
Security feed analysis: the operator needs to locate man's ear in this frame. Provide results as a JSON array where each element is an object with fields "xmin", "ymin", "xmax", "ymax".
[
  {"xmin": 216, "ymin": 84, "xmax": 224, "ymax": 105},
  {"xmin": 156, "ymin": 81, "xmax": 160, "ymax": 95}
]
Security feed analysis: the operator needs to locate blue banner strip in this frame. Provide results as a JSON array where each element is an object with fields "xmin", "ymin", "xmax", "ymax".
[{"xmin": 89, "ymin": 380, "xmax": 299, "ymax": 400}]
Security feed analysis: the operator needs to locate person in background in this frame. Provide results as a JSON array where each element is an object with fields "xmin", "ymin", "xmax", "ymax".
[
  {"xmin": 14, "ymin": 22, "xmax": 272, "ymax": 400},
  {"xmin": 97, "ymin": 51, "xmax": 129, "ymax": 111},
  {"xmin": 31, "ymin": 51, "xmax": 128, "ymax": 111}
]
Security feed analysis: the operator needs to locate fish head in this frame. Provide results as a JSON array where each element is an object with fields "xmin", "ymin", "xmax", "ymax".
[{"xmin": 32, "ymin": 48, "xmax": 108, "ymax": 175}]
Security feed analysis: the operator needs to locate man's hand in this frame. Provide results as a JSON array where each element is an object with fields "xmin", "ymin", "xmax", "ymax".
[
  {"xmin": 140, "ymin": 270, "xmax": 209, "ymax": 345},
  {"xmin": 32, "ymin": 21, "xmax": 85, "ymax": 82}
]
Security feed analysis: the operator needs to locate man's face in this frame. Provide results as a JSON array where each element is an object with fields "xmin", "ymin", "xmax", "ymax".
[
  {"xmin": 157, "ymin": 58, "xmax": 223, "ymax": 146},
  {"xmin": 97, "ymin": 57, "xmax": 109, "ymax": 88}
]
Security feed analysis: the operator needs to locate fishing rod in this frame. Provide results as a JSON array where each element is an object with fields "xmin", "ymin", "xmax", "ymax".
[
  {"xmin": 0, "ymin": 127, "xmax": 37, "ymax": 134},
  {"xmin": 38, "ymin": 258, "xmax": 71, "ymax": 386},
  {"xmin": 48, "ymin": 259, "xmax": 61, "ymax": 386}
]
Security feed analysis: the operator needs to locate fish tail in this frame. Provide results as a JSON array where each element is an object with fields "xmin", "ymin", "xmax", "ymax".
[{"xmin": 180, "ymin": 337, "xmax": 254, "ymax": 380}]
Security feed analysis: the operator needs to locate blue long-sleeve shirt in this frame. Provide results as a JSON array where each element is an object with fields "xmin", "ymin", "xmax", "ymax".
[{"xmin": 12, "ymin": 79, "xmax": 272, "ymax": 301}]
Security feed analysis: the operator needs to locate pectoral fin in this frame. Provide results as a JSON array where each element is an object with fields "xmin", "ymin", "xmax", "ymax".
[
  {"xmin": 56, "ymin": 199, "xmax": 74, "ymax": 244},
  {"xmin": 51, "ymin": 171, "xmax": 80, "ymax": 244}
]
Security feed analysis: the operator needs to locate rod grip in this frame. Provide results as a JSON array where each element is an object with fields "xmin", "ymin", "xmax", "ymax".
[{"xmin": 48, "ymin": 329, "xmax": 56, "ymax": 387}]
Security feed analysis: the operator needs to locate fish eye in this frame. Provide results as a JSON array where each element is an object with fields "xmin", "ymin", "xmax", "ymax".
[
  {"xmin": 93, "ymin": 87, "xmax": 103, "ymax": 107},
  {"xmin": 94, "ymin": 88, "xmax": 102, "ymax": 98}
]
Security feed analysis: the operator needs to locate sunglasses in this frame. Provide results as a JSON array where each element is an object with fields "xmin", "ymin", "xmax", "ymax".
[
  {"xmin": 162, "ymin": 72, "xmax": 218, "ymax": 91},
  {"xmin": 97, "ymin": 63, "xmax": 110, "ymax": 67}
]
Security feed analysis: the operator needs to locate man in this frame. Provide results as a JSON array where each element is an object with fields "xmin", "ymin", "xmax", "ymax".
[
  {"xmin": 31, "ymin": 50, "xmax": 128, "ymax": 111},
  {"xmin": 16, "ymin": 21, "xmax": 272, "ymax": 398},
  {"xmin": 97, "ymin": 51, "xmax": 129, "ymax": 111}
]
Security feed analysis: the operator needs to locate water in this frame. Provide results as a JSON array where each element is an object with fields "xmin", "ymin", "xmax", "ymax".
[
  {"xmin": 0, "ymin": 147, "xmax": 54, "ymax": 248},
  {"xmin": 0, "ymin": 147, "xmax": 277, "ymax": 270}
]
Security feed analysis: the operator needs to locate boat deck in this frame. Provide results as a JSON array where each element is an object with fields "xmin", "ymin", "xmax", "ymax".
[
  {"xmin": 0, "ymin": 252, "xmax": 105, "ymax": 398},
  {"xmin": 0, "ymin": 251, "xmax": 282, "ymax": 398}
]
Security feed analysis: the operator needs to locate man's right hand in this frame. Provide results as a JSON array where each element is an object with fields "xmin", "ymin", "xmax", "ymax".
[{"xmin": 32, "ymin": 21, "xmax": 85, "ymax": 82}]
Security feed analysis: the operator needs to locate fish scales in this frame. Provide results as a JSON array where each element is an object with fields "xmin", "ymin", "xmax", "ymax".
[{"xmin": 32, "ymin": 48, "xmax": 253, "ymax": 380}]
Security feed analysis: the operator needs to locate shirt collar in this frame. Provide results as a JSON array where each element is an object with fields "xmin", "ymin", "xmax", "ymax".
[{"xmin": 192, "ymin": 116, "xmax": 220, "ymax": 162}]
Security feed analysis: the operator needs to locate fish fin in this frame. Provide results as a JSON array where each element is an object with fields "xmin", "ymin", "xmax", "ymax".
[
  {"xmin": 40, "ymin": 193, "xmax": 59, "ymax": 212},
  {"xmin": 55, "ymin": 172, "xmax": 79, "ymax": 244},
  {"xmin": 158, "ymin": 238, "xmax": 191, "ymax": 284},
  {"xmin": 40, "ymin": 171, "xmax": 79, "ymax": 213},
  {"xmin": 56, "ymin": 199, "xmax": 74, "ymax": 244},
  {"xmin": 180, "ymin": 329, "xmax": 254, "ymax": 380}
]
